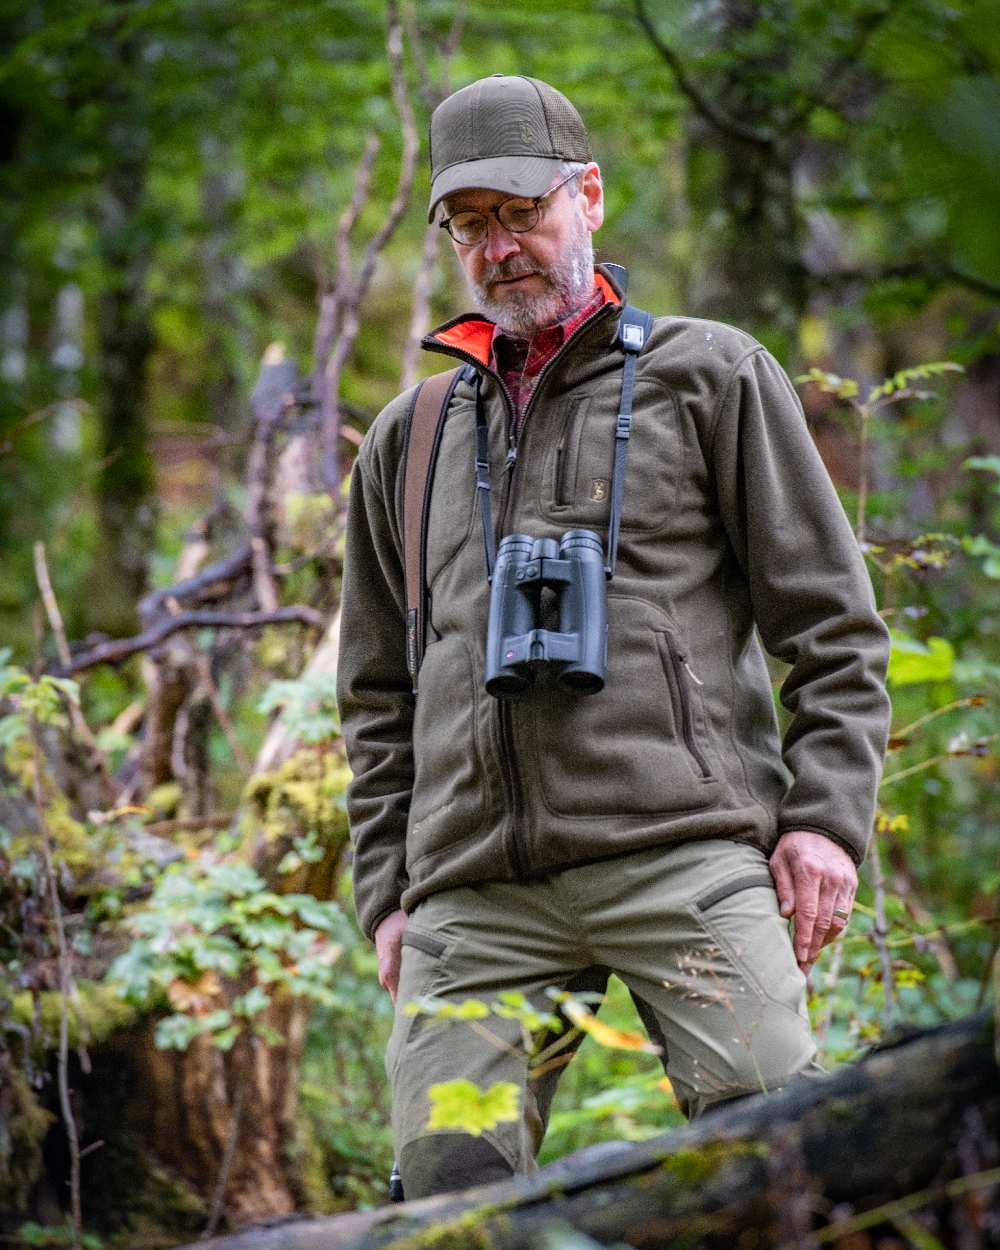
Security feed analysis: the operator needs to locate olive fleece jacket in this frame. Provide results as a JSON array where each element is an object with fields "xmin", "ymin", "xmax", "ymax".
[{"xmin": 337, "ymin": 267, "xmax": 892, "ymax": 941}]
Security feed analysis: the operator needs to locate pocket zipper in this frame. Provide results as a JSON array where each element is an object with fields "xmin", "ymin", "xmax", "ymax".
[{"xmin": 664, "ymin": 631, "xmax": 713, "ymax": 780}]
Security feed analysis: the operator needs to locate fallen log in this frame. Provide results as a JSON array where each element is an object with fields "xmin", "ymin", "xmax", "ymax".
[{"xmin": 174, "ymin": 1010, "xmax": 999, "ymax": 1250}]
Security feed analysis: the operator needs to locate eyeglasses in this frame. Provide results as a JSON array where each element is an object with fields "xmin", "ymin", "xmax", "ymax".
[{"xmin": 439, "ymin": 169, "xmax": 582, "ymax": 246}]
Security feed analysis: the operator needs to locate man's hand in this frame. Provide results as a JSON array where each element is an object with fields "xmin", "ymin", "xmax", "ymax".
[
  {"xmin": 769, "ymin": 830, "xmax": 857, "ymax": 974},
  {"xmin": 374, "ymin": 909, "xmax": 408, "ymax": 1002}
]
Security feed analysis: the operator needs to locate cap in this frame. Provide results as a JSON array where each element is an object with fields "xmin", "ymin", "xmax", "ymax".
[{"xmin": 427, "ymin": 74, "xmax": 592, "ymax": 223}]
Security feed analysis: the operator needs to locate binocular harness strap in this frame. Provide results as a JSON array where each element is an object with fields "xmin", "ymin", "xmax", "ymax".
[
  {"xmin": 473, "ymin": 305, "xmax": 653, "ymax": 585},
  {"xmin": 605, "ymin": 305, "xmax": 653, "ymax": 577}
]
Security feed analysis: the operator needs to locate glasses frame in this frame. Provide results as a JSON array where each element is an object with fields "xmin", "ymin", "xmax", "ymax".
[{"xmin": 439, "ymin": 169, "xmax": 583, "ymax": 246}]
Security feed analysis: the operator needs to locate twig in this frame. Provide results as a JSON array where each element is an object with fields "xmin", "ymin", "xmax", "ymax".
[
  {"xmin": 202, "ymin": 1051, "xmax": 248, "ymax": 1240},
  {"xmin": 632, "ymin": 0, "xmax": 774, "ymax": 149},
  {"xmin": 868, "ymin": 838, "xmax": 895, "ymax": 1034},
  {"xmin": 29, "ymin": 720, "xmax": 83, "ymax": 1250},
  {"xmin": 144, "ymin": 814, "xmax": 233, "ymax": 837},
  {"xmin": 880, "ymin": 734, "xmax": 1000, "ymax": 788},
  {"xmin": 60, "ymin": 606, "xmax": 324, "ymax": 675},
  {"xmin": 33, "ymin": 542, "xmax": 117, "ymax": 804},
  {"xmin": 801, "ymin": 1165, "xmax": 1000, "ymax": 1246},
  {"xmin": 814, "ymin": 940, "xmax": 844, "ymax": 1052}
]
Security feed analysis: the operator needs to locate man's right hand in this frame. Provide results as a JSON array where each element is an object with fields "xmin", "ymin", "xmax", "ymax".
[{"xmin": 374, "ymin": 909, "xmax": 408, "ymax": 1002}]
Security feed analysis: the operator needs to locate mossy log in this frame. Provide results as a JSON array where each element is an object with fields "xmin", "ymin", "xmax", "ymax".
[{"xmin": 174, "ymin": 1010, "xmax": 999, "ymax": 1250}]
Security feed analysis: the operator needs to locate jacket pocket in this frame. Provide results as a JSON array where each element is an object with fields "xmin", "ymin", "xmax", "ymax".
[
  {"xmin": 660, "ymin": 628, "xmax": 713, "ymax": 780},
  {"xmin": 524, "ymin": 597, "xmax": 721, "ymax": 819}
]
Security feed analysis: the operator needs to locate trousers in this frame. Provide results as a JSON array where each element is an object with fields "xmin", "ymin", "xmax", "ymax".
[{"xmin": 387, "ymin": 839, "xmax": 823, "ymax": 1199}]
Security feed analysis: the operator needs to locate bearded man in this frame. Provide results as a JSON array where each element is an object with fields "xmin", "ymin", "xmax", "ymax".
[{"xmin": 336, "ymin": 73, "xmax": 892, "ymax": 1200}]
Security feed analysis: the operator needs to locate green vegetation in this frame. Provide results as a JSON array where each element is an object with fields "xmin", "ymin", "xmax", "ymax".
[{"xmin": 0, "ymin": 0, "xmax": 997, "ymax": 1243}]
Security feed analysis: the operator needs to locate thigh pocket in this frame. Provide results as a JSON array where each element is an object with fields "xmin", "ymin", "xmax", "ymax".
[
  {"xmin": 386, "ymin": 925, "xmax": 451, "ymax": 1083},
  {"xmin": 690, "ymin": 872, "xmax": 804, "ymax": 1013}
]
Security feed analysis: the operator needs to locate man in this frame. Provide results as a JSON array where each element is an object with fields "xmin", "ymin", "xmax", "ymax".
[{"xmin": 337, "ymin": 74, "xmax": 892, "ymax": 1199}]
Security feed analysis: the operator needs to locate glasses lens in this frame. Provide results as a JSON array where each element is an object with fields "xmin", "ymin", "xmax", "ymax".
[
  {"xmin": 497, "ymin": 202, "xmax": 539, "ymax": 234},
  {"xmin": 449, "ymin": 213, "xmax": 486, "ymax": 245}
]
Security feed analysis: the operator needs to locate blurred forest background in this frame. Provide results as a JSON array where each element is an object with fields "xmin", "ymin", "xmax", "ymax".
[{"xmin": 1, "ymin": 0, "xmax": 998, "ymax": 1246}]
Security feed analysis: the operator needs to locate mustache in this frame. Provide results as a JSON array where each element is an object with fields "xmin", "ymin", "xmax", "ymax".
[{"xmin": 483, "ymin": 259, "xmax": 546, "ymax": 285}]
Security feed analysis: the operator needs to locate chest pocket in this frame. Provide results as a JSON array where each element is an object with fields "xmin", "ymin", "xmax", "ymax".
[{"xmin": 538, "ymin": 379, "xmax": 681, "ymax": 534}]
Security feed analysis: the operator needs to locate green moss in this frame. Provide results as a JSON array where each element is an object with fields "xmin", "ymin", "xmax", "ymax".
[
  {"xmin": 243, "ymin": 747, "xmax": 351, "ymax": 846},
  {"xmin": 657, "ymin": 1139, "xmax": 769, "ymax": 1185},
  {"xmin": 0, "ymin": 1068, "xmax": 53, "ymax": 1213},
  {"xmin": 10, "ymin": 980, "xmax": 141, "ymax": 1050}
]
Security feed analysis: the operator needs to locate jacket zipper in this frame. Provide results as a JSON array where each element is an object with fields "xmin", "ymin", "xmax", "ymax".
[
  {"xmin": 421, "ymin": 301, "xmax": 621, "ymax": 880},
  {"xmin": 664, "ymin": 631, "xmax": 713, "ymax": 779}
]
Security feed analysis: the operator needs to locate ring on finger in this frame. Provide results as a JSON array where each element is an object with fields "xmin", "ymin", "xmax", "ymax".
[{"xmin": 833, "ymin": 907, "xmax": 850, "ymax": 919}]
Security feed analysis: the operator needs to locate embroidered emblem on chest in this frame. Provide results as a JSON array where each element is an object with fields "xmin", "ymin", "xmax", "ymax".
[{"xmin": 590, "ymin": 478, "xmax": 609, "ymax": 502}]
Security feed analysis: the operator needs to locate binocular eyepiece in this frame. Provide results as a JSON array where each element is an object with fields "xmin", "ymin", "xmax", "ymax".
[{"xmin": 485, "ymin": 529, "xmax": 608, "ymax": 698}]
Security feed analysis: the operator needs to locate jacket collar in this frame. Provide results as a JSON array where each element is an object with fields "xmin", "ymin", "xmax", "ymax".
[{"xmin": 422, "ymin": 264, "xmax": 626, "ymax": 367}]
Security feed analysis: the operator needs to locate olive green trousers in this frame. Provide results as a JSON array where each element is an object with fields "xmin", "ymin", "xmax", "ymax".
[{"xmin": 388, "ymin": 839, "xmax": 823, "ymax": 1199}]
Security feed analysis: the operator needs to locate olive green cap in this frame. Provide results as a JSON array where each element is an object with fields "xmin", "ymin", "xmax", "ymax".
[{"xmin": 427, "ymin": 74, "xmax": 592, "ymax": 223}]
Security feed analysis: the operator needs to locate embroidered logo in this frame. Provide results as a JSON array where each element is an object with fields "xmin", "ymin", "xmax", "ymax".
[{"xmin": 590, "ymin": 478, "xmax": 609, "ymax": 502}]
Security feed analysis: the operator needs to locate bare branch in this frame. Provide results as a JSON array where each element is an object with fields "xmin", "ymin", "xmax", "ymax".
[
  {"xmin": 632, "ymin": 0, "xmax": 775, "ymax": 149},
  {"xmin": 400, "ymin": 217, "xmax": 442, "ymax": 391},
  {"xmin": 61, "ymin": 607, "xmax": 324, "ymax": 675},
  {"xmin": 320, "ymin": 0, "xmax": 419, "ymax": 498},
  {"xmin": 33, "ymin": 542, "xmax": 116, "ymax": 803},
  {"xmin": 138, "ymin": 542, "xmax": 253, "ymax": 622}
]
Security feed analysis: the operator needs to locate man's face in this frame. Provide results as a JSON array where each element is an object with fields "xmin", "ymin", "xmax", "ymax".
[{"xmin": 443, "ymin": 164, "xmax": 604, "ymax": 335}]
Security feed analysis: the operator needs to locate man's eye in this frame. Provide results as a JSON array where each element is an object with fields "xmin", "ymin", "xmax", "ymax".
[
  {"xmin": 501, "ymin": 206, "xmax": 537, "ymax": 229},
  {"xmin": 451, "ymin": 212, "xmax": 483, "ymax": 231}
]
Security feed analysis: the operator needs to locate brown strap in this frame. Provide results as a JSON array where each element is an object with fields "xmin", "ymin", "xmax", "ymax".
[{"xmin": 401, "ymin": 367, "xmax": 463, "ymax": 687}]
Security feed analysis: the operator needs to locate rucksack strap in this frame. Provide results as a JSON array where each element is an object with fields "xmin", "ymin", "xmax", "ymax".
[{"xmin": 401, "ymin": 366, "xmax": 464, "ymax": 688}]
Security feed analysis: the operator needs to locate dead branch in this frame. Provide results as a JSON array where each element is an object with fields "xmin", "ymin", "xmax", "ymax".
[
  {"xmin": 61, "ymin": 607, "xmax": 324, "ymax": 676},
  {"xmin": 138, "ymin": 542, "xmax": 253, "ymax": 622}
]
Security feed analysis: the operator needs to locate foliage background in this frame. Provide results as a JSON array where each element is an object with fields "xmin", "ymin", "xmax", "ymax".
[{"xmin": 0, "ymin": 0, "xmax": 998, "ymax": 1244}]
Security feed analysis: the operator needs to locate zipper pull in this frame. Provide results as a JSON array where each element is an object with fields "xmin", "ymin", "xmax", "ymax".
[
  {"xmin": 683, "ymin": 658, "xmax": 704, "ymax": 687},
  {"xmin": 504, "ymin": 445, "xmax": 518, "ymax": 475}
]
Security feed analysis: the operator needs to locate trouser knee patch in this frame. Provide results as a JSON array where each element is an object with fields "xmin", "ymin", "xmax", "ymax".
[{"xmin": 400, "ymin": 1132, "xmax": 515, "ymax": 1200}]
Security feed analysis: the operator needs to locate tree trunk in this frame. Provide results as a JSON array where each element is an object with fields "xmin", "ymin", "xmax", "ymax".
[{"xmin": 175, "ymin": 1011, "xmax": 999, "ymax": 1250}]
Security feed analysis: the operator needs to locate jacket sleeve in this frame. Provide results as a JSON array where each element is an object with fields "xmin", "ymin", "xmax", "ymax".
[
  {"xmin": 336, "ymin": 449, "xmax": 414, "ymax": 940},
  {"xmin": 710, "ymin": 346, "xmax": 892, "ymax": 864}
]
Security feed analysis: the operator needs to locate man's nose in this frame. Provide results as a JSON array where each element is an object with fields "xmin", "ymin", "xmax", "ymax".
[{"xmin": 482, "ymin": 216, "xmax": 519, "ymax": 264}]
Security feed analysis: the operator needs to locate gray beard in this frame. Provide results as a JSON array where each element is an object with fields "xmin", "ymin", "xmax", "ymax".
[{"xmin": 468, "ymin": 216, "xmax": 595, "ymax": 335}]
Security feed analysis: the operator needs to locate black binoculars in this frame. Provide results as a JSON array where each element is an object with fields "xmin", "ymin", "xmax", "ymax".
[{"xmin": 484, "ymin": 529, "xmax": 608, "ymax": 698}]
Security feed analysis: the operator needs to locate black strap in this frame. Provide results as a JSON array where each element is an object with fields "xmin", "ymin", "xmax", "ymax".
[
  {"xmin": 473, "ymin": 370, "xmax": 499, "ymax": 582},
  {"xmin": 605, "ymin": 303, "xmax": 654, "ymax": 577},
  {"xmin": 471, "ymin": 303, "xmax": 653, "ymax": 585}
]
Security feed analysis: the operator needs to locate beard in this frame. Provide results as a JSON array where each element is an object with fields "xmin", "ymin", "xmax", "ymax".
[{"xmin": 468, "ymin": 212, "xmax": 595, "ymax": 336}]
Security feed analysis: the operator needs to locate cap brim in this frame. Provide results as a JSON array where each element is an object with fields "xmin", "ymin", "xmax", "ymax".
[{"xmin": 428, "ymin": 154, "xmax": 565, "ymax": 223}]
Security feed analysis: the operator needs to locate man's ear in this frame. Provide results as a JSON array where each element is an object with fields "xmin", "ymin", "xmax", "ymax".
[{"xmin": 579, "ymin": 163, "xmax": 604, "ymax": 233}]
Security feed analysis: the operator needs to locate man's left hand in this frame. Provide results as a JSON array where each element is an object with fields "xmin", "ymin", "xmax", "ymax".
[{"xmin": 769, "ymin": 830, "xmax": 857, "ymax": 974}]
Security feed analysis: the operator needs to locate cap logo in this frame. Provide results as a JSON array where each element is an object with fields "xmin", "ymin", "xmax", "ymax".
[{"xmin": 519, "ymin": 121, "xmax": 533, "ymax": 145}]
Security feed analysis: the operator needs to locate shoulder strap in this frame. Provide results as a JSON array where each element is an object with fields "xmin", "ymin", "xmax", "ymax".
[
  {"xmin": 401, "ymin": 366, "xmax": 464, "ymax": 689},
  {"xmin": 605, "ymin": 302, "xmax": 655, "ymax": 577}
]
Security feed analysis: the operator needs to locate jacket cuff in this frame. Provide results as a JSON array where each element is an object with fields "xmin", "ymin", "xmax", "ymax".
[
  {"xmin": 364, "ymin": 902, "xmax": 404, "ymax": 944},
  {"xmin": 774, "ymin": 823, "xmax": 866, "ymax": 867}
]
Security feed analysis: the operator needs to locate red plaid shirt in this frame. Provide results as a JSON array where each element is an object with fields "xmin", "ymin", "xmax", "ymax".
[{"xmin": 490, "ymin": 285, "xmax": 605, "ymax": 431}]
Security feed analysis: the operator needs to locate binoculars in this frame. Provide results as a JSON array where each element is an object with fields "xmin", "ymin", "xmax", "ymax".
[{"xmin": 485, "ymin": 529, "xmax": 608, "ymax": 698}]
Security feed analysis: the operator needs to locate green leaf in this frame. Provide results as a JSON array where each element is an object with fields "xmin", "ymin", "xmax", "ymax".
[
  {"xmin": 886, "ymin": 631, "xmax": 955, "ymax": 686},
  {"xmin": 233, "ymin": 985, "xmax": 271, "ymax": 1017},
  {"xmin": 155, "ymin": 1013, "xmax": 201, "ymax": 1051},
  {"xmin": 426, "ymin": 1080, "xmax": 520, "ymax": 1135}
]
